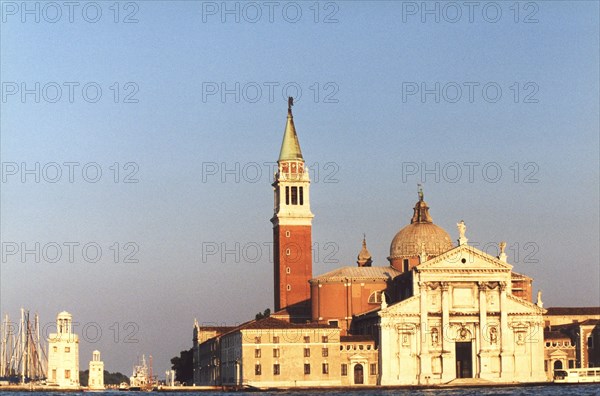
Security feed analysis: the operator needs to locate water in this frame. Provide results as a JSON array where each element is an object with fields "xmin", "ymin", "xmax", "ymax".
[{"xmin": 1, "ymin": 385, "xmax": 600, "ymax": 396}]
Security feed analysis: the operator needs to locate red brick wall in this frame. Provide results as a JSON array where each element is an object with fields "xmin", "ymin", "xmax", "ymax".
[
  {"xmin": 273, "ymin": 225, "xmax": 312, "ymax": 312},
  {"xmin": 311, "ymin": 280, "xmax": 388, "ymax": 334}
]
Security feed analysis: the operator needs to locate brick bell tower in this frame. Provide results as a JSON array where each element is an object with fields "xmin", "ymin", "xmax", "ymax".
[{"xmin": 271, "ymin": 97, "xmax": 314, "ymax": 319}]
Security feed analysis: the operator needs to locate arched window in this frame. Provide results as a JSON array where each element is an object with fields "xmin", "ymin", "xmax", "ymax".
[{"xmin": 368, "ymin": 290, "xmax": 390, "ymax": 304}]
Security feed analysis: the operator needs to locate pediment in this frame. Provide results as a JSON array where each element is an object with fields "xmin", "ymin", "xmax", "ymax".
[
  {"xmin": 416, "ymin": 244, "xmax": 513, "ymax": 273},
  {"xmin": 379, "ymin": 295, "xmax": 421, "ymax": 316},
  {"xmin": 506, "ymin": 294, "xmax": 546, "ymax": 315}
]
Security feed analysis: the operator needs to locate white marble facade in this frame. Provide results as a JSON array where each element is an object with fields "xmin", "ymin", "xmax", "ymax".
[{"xmin": 377, "ymin": 244, "xmax": 546, "ymax": 385}]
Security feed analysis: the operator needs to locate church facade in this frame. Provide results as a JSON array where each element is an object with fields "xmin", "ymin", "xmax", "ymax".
[{"xmin": 193, "ymin": 102, "xmax": 549, "ymax": 387}]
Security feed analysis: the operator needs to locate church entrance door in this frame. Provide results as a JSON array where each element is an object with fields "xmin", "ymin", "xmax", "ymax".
[
  {"xmin": 353, "ymin": 364, "xmax": 364, "ymax": 384},
  {"xmin": 455, "ymin": 341, "xmax": 473, "ymax": 378}
]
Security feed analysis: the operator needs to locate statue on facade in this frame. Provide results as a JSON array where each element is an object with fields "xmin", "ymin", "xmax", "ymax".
[
  {"xmin": 380, "ymin": 291, "xmax": 387, "ymax": 309},
  {"xmin": 457, "ymin": 220, "xmax": 468, "ymax": 245},
  {"xmin": 457, "ymin": 220, "xmax": 466, "ymax": 239},
  {"xmin": 431, "ymin": 328, "xmax": 439, "ymax": 346},
  {"xmin": 489, "ymin": 327, "xmax": 498, "ymax": 344}
]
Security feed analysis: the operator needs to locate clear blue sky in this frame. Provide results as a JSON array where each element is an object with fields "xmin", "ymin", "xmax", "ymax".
[{"xmin": 1, "ymin": 1, "xmax": 598, "ymax": 377}]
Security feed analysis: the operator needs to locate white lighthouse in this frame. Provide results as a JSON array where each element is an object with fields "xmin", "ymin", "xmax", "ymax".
[
  {"xmin": 88, "ymin": 350, "xmax": 105, "ymax": 390},
  {"xmin": 47, "ymin": 311, "xmax": 80, "ymax": 388}
]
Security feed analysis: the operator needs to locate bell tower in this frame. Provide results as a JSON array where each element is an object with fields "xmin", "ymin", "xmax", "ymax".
[{"xmin": 271, "ymin": 98, "xmax": 314, "ymax": 318}]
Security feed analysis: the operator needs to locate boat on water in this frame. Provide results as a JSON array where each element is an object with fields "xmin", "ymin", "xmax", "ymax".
[
  {"xmin": 125, "ymin": 355, "xmax": 156, "ymax": 391},
  {"xmin": 554, "ymin": 368, "xmax": 600, "ymax": 383}
]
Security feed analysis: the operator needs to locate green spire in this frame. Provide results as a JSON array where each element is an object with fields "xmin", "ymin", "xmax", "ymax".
[{"xmin": 278, "ymin": 98, "xmax": 304, "ymax": 162}]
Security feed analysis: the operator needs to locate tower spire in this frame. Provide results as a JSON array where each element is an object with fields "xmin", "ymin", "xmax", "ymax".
[
  {"xmin": 278, "ymin": 97, "xmax": 304, "ymax": 161},
  {"xmin": 271, "ymin": 100, "xmax": 313, "ymax": 321}
]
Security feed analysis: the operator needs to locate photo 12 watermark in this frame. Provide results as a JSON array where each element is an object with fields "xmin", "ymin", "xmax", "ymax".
[
  {"xmin": 1, "ymin": 1, "xmax": 140, "ymax": 23},
  {"xmin": 201, "ymin": 241, "xmax": 339, "ymax": 265},
  {"xmin": 0, "ymin": 317, "xmax": 140, "ymax": 344},
  {"xmin": 401, "ymin": 81, "xmax": 539, "ymax": 104},
  {"xmin": 201, "ymin": 161, "xmax": 339, "ymax": 184},
  {"xmin": 200, "ymin": 2, "xmax": 339, "ymax": 24},
  {"xmin": 1, "ymin": 241, "xmax": 140, "ymax": 264},
  {"xmin": 201, "ymin": 82, "xmax": 339, "ymax": 104},
  {"xmin": 401, "ymin": 162, "xmax": 540, "ymax": 184},
  {"xmin": 1, "ymin": 82, "xmax": 140, "ymax": 104},
  {"xmin": 1, "ymin": 162, "xmax": 140, "ymax": 184},
  {"xmin": 400, "ymin": 2, "xmax": 539, "ymax": 24}
]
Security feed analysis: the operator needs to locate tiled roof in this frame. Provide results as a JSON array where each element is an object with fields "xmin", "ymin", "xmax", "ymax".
[
  {"xmin": 243, "ymin": 317, "xmax": 335, "ymax": 330},
  {"xmin": 311, "ymin": 266, "xmax": 402, "ymax": 282},
  {"xmin": 218, "ymin": 316, "xmax": 337, "ymax": 338},
  {"xmin": 196, "ymin": 326, "xmax": 235, "ymax": 333},
  {"xmin": 545, "ymin": 307, "xmax": 600, "ymax": 316}
]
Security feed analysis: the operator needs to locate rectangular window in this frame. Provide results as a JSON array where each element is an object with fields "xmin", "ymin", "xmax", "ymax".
[
  {"xmin": 328, "ymin": 320, "xmax": 339, "ymax": 327},
  {"xmin": 304, "ymin": 363, "xmax": 310, "ymax": 375},
  {"xmin": 285, "ymin": 186, "xmax": 290, "ymax": 205},
  {"xmin": 569, "ymin": 360, "xmax": 575, "ymax": 369},
  {"xmin": 65, "ymin": 347, "xmax": 70, "ymax": 353},
  {"xmin": 52, "ymin": 369, "xmax": 56, "ymax": 380},
  {"xmin": 273, "ymin": 364, "xmax": 280, "ymax": 375},
  {"xmin": 291, "ymin": 186, "xmax": 298, "ymax": 205},
  {"xmin": 255, "ymin": 336, "xmax": 261, "ymax": 344},
  {"xmin": 341, "ymin": 364, "xmax": 348, "ymax": 376},
  {"xmin": 273, "ymin": 336, "xmax": 280, "ymax": 344},
  {"xmin": 273, "ymin": 348, "xmax": 280, "ymax": 358},
  {"xmin": 65, "ymin": 369, "xmax": 70, "ymax": 379},
  {"xmin": 255, "ymin": 349, "xmax": 261, "ymax": 358},
  {"xmin": 322, "ymin": 336, "xmax": 328, "ymax": 343},
  {"xmin": 322, "ymin": 348, "xmax": 328, "ymax": 357},
  {"xmin": 53, "ymin": 346, "xmax": 57, "ymax": 352},
  {"xmin": 322, "ymin": 363, "xmax": 329, "ymax": 374},
  {"xmin": 255, "ymin": 364, "xmax": 261, "ymax": 375},
  {"xmin": 304, "ymin": 336, "xmax": 310, "ymax": 343},
  {"xmin": 304, "ymin": 348, "xmax": 310, "ymax": 357},
  {"xmin": 299, "ymin": 187, "xmax": 304, "ymax": 205},
  {"xmin": 403, "ymin": 259, "xmax": 409, "ymax": 272},
  {"xmin": 370, "ymin": 363, "xmax": 377, "ymax": 375}
]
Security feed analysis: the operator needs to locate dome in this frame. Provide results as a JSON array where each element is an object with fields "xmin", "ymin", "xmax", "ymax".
[
  {"xmin": 389, "ymin": 222, "xmax": 453, "ymax": 259},
  {"xmin": 388, "ymin": 190, "xmax": 453, "ymax": 261}
]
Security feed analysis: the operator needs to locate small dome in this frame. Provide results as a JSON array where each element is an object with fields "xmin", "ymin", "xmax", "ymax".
[
  {"xmin": 57, "ymin": 311, "xmax": 72, "ymax": 318},
  {"xmin": 388, "ymin": 190, "xmax": 453, "ymax": 261},
  {"xmin": 357, "ymin": 236, "xmax": 373, "ymax": 267}
]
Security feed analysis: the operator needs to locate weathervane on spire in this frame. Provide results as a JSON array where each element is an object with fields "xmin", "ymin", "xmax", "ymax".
[
  {"xmin": 418, "ymin": 183, "xmax": 424, "ymax": 201},
  {"xmin": 288, "ymin": 96, "xmax": 294, "ymax": 113}
]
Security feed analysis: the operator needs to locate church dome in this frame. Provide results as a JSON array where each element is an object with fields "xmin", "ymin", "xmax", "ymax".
[{"xmin": 388, "ymin": 190, "xmax": 453, "ymax": 261}]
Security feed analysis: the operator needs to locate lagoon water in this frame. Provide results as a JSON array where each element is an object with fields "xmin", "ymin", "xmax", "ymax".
[{"xmin": 1, "ymin": 385, "xmax": 600, "ymax": 396}]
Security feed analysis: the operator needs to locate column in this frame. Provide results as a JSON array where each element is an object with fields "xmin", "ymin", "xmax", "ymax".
[
  {"xmin": 478, "ymin": 282, "xmax": 488, "ymax": 378},
  {"xmin": 419, "ymin": 282, "xmax": 431, "ymax": 383},
  {"xmin": 440, "ymin": 282, "xmax": 453, "ymax": 382},
  {"xmin": 499, "ymin": 282, "xmax": 514, "ymax": 380}
]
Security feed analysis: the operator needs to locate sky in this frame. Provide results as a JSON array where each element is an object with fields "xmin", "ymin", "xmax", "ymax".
[{"xmin": 1, "ymin": 0, "xmax": 599, "ymax": 378}]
